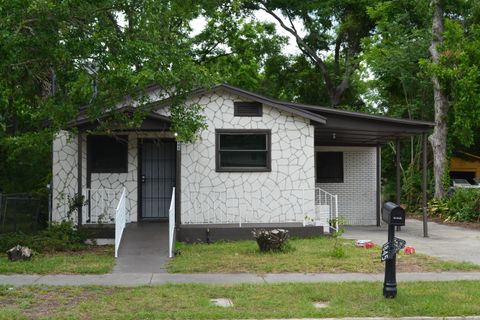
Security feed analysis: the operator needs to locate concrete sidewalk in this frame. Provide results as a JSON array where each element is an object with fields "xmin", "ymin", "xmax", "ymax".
[
  {"xmin": 2, "ymin": 272, "xmax": 480, "ymax": 286},
  {"xmin": 344, "ymin": 219, "xmax": 480, "ymax": 264}
]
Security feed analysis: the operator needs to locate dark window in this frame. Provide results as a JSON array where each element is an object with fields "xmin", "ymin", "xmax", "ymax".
[
  {"xmin": 216, "ymin": 130, "xmax": 271, "ymax": 172},
  {"xmin": 88, "ymin": 135, "xmax": 128, "ymax": 173},
  {"xmin": 234, "ymin": 101, "xmax": 262, "ymax": 117},
  {"xmin": 316, "ymin": 152, "xmax": 343, "ymax": 183}
]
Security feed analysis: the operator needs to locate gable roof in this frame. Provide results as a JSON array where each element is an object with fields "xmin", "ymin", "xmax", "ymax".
[
  {"xmin": 192, "ymin": 84, "xmax": 327, "ymax": 125},
  {"xmin": 70, "ymin": 83, "xmax": 434, "ymax": 143},
  {"xmin": 196, "ymin": 84, "xmax": 434, "ymax": 146},
  {"xmin": 205, "ymin": 84, "xmax": 433, "ymax": 128}
]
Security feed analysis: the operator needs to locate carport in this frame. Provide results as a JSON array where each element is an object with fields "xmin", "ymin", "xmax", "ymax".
[{"xmin": 285, "ymin": 102, "xmax": 435, "ymax": 236}]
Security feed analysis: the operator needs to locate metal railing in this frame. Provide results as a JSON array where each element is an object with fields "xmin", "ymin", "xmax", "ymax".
[
  {"xmin": 168, "ymin": 187, "xmax": 176, "ymax": 258},
  {"xmin": 183, "ymin": 187, "xmax": 338, "ymax": 231},
  {"xmin": 83, "ymin": 188, "xmax": 123, "ymax": 224},
  {"xmin": 115, "ymin": 188, "xmax": 127, "ymax": 258},
  {"xmin": 316, "ymin": 188, "xmax": 339, "ymax": 231}
]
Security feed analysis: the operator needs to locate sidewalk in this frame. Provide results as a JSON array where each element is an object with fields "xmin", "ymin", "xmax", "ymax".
[{"xmin": 3, "ymin": 271, "xmax": 480, "ymax": 286}]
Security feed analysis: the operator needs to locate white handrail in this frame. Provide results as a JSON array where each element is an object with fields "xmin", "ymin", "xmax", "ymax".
[
  {"xmin": 114, "ymin": 188, "xmax": 127, "ymax": 258},
  {"xmin": 168, "ymin": 187, "xmax": 176, "ymax": 258}
]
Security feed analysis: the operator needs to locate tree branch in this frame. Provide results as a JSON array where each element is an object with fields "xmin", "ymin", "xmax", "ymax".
[{"xmin": 257, "ymin": 2, "xmax": 338, "ymax": 105}]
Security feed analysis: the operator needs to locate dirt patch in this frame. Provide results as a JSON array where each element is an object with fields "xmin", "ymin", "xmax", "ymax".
[
  {"xmin": 8, "ymin": 287, "xmax": 110, "ymax": 319},
  {"xmin": 41, "ymin": 245, "xmax": 114, "ymax": 258},
  {"xmin": 397, "ymin": 259, "xmax": 428, "ymax": 272}
]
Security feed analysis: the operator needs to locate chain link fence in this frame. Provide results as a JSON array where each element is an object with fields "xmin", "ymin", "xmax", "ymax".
[{"xmin": 0, "ymin": 193, "xmax": 48, "ymax": 234}]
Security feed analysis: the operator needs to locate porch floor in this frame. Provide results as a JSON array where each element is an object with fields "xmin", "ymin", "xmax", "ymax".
[{"xmin": 113, "ymin": 222, "xmax": 169, "ymax": 273}]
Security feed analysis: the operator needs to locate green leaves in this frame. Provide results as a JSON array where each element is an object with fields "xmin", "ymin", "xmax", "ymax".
[{"xmin": 169, "ymin": 103, "xmax": 208, "ymax": 143}]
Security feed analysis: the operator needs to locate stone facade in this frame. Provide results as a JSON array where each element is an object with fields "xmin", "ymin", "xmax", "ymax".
[
  {"xmin": 179, "ymin": 90, "xmax": 317, "ymax": 225},
  {"xmin": 315, "ymin": 146, "xmax": 378, "ymax": 225},
  {"xmin": 53, "ymin": 89, "xmax": 382, "ymax": 229},
  {"xmin": 52, "ymin": 131, "xmax": 174, "ymax": 223}
]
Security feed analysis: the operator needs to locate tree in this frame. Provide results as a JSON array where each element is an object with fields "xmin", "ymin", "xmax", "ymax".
[
  {"xmin": 243, "ymin": 0, "xmax": 377, "ymax": 107},
  {"xmin": 192, "ymin": 7, "xmax": 287, "ymax": 91},
  {"xmin": 0, "ymin": 0, "xmax": 211, "ymax": 192},
  {"xmin": 428, "ymin": 0, "xmax": 450, "ymax": 199}
]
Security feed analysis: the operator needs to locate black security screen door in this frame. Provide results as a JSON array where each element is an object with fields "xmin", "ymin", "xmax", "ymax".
[{"xmin": 140, "ymin": 140, "xmax": 176, "ymax": 220}]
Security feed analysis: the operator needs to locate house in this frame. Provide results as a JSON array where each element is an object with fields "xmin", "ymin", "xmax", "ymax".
[
  {"xmin": 52, "ymin": 84, "xmax": 434, "ymax": 252},
  {"xmin": 450, "ymin": 152, "xmax": 480, "ymax": 187}
]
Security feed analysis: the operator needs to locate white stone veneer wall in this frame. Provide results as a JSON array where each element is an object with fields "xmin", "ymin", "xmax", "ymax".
[
  {"xmin": 52, "ymin": 130, "xmax": 174, "ymax": 223},
  {"xmin": 52, "ymin": 131, "xmax": 80, "ymax": 222},
  {"xmin": 52, "ymin": 89, "xmax": 318, "ymax": 226},
  {"xmin": 315, "ymin": 146, "xmax": 377, "ymax": 225},
  {"xmin": 180, "ymin": 90, "xmax": 317, "ymax": 225}
]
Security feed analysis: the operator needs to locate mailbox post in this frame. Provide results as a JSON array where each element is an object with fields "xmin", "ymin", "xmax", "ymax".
[{"xmin": 381, "ymin": 202, "xmax": 406, "ymax": 298}]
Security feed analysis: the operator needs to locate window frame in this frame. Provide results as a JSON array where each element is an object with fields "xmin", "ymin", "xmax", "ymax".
[
  {"xmin": 87, "ymin": 135, "xmax": 129, "ymax": 174},
  {"xmin": 316, "ymin": 151, "xmax": 344, "ymax": 183},
  {"xmin": 215, "ymin": 129, "xmax": 271, "ymax": 172},
  {"xmin": 233, "ymin": 101, "xmax": 263, "ymax": 117}
]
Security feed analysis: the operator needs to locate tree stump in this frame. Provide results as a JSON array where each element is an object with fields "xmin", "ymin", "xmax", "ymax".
[
  {"xmin": 7, "ymin": 245, "xmax": 32, "ymax": 261},
  {"xmin": 252, "ymin": 228, "xmax": 289, "ymax": 252}
]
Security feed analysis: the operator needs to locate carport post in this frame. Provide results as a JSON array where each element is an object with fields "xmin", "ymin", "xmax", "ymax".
[
  {"xmin": 395, "ymin": 138, "xmax": 401, "ymax": 231},
  {"xmin": 422, "ymin": 133, "xmax": 429, "ymax": 237}
]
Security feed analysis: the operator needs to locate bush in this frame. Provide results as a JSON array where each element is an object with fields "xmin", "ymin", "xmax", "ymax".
[
  {"xmin": 0, "ymin": 220, "xmax": 87, "ymax": 253},
  {"xmin": 429, "ymin": 188, "xmax": 480, "ymax": 222}
]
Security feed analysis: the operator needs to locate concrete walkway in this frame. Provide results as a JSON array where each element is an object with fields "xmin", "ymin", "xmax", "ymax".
[
  {"xmin": 2, "ymin": 272, "xmax": 480, "ymax": 286},
  {"xmin": 113, "ymin": 222, "xmax": 170, "ymax": 273},
  {"xmin": 343, "ymin": 219, "xmax": 480, "ymax": 264}
]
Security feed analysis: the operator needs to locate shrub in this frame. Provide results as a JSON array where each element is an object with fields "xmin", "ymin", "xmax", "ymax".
[
  {"xmin": 0, "ymin": 220, "xmax": 87, "ymax": 253},
  {"xmin": 446, "ymin": 188, "xmax": 480, "ymax": 222},
  {"xmin": 428, "ymin": 189, "xmax": 480, "ymax": 222},
  {"xmin": 329, "ymin": 217, "xmax": 346, "ymax": 258}
]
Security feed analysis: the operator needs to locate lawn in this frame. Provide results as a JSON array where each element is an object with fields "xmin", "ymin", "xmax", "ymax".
[
  {"xmin": 0, "ymin": 246, "xmax": 114, "ymax": 274},
  {"xmin": 168, "ymin": 237, "xmax": 480, "ymax": 273},
  {"xmin": 2, "ymin": 281, "xmax": 480, "ymax": 319}
]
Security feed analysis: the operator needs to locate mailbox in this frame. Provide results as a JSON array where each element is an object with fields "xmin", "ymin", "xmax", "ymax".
[{"xmin": 382, "ymin": 202, "xmax": 405, "ymax": 226}]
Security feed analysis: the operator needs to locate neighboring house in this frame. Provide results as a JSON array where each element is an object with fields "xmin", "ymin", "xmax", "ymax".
[
  {"xmin": 450, "ymin": 152, "xmax": 480, "ymax": 187},
  {"xmin": 52, "ymin": 84, "xmax": 433, "ymax": 245}
]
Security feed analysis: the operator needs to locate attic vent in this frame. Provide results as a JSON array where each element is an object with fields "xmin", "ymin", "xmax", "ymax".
[{"xmin": 234, "ymin": 101, "xmax": 262, "ymax": 117}]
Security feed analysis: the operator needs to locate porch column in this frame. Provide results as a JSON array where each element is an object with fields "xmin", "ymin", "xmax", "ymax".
[
  {"xmin": 395, "ymin": 138, "xmax": 401, "ymax": 231},
  {"xmin": 77, "ymin": 131, "xmax": 83, "ymax": 226},
  {"xmin": 376, "ymin": 145, "xmax": 381, "ymax": 227},
  {"xmin": 422, "ymin": 132, "xmax": 429, "ymax": 237}
]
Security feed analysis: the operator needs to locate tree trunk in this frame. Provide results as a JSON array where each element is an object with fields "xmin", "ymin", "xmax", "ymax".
[{"xmin": 428, "ymin": 0, "xmax": 449, "ymax": 199}]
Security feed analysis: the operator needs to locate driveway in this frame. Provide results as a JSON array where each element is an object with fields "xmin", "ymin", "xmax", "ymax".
[{"xmin": 343, "ymin": 219, "xmax": 480, "ymax": 265}]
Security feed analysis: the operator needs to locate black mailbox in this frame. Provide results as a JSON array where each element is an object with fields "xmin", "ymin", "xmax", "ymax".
[{"xmin": 382, "ymin": 202, "xmax": 405, "ymax": 226}]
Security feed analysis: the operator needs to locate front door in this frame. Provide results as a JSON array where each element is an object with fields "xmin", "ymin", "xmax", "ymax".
[{"xmin": 140, "ymin": 140, "xmax": 176, "ymax": 220}]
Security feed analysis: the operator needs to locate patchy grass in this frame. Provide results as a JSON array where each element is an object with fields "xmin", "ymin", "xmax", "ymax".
[
  {"xmin": 168, "ymin": 237, "xmax": 480, "ymax": 273},
  {"xmin": 0, "ymin": 246, "xmax": 114, "ymax": 274},
  {"xmin": 3, "ymin": 281, "xmax": 480, "ymax": 319}
]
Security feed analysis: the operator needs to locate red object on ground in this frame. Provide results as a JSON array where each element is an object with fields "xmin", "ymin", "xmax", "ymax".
[
  {"xmin": 365, "ymin": 242, "xmax": 375, "ymax": 249},
  {"xmin": 404, "ymin": 246, "xmax": 416, "ymax": 254}
]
